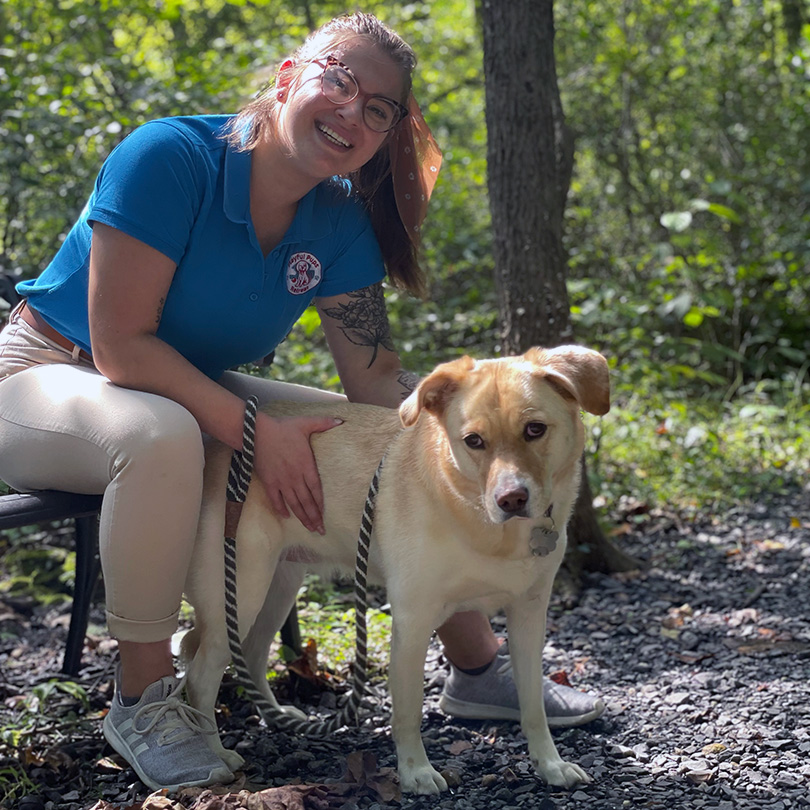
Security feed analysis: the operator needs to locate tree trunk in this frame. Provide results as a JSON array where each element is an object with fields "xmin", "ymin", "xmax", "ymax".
[
  {"xmin": 480, "ymin": 0, "xmax": 575, "ymax": 353},
  {"xmin": 480, "ymin": 0, "xmax": 638, "ymax": 589}
]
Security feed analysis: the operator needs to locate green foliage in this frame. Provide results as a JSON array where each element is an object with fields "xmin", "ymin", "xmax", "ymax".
[
  {"xmin": 0, "ymin": 541, "xmax": 75, "ymax": 604},
  {"xmin": 0, "ymin": 678, "xmax": 90, "ymax": 748},
  {"xmin": 557, "ymin": 0, "xmax": 810, "ymax": 389},
  {"xmin": 587, "ymin": 379, "xmax": 810, "ymax": 512},
  {"xmin": 296, "ymin": 575, "xmax": 393, "ymax": 678}
]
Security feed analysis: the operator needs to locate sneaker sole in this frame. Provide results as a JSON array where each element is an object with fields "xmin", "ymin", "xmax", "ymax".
[
  {"xmin": 438, "ymin": 694, "xmax": 605, "ymax": 728},
  {"xmin": 102, "ymin": 713, "xmax": 232, "ymax": 792}
]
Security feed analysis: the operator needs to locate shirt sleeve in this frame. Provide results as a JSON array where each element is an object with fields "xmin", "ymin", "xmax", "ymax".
[
  {"xmin": 316, "ymin": 195, "xmax": 387, "ymax": 297},
  {"xmin": 87, "ymin": 120, "xmax": 207, "ymax": 264}
]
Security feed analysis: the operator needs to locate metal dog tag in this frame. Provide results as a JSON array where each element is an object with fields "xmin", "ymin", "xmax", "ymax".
[{"xmin": 529, "ymin": 526, "xmax": 559, "ymax": 557}]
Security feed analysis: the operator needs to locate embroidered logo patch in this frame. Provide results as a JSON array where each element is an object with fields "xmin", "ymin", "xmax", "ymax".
[{"xmin": 286, "ymin": 252, "xmax": 322, "ymax": 295}]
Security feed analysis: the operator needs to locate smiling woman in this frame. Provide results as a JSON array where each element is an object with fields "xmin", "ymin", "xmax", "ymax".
[
  {"xmin": 0, "ymin": 10, "xmax": 445, "ymax": 793},
  {"xmin": 230, "ymin": 14, "xmax": 439, "ymax": 294}
]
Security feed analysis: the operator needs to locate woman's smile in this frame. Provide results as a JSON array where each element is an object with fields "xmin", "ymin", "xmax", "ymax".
[{"xmin": 316, "ymin": 121, "xmax": 353, "ymax": 149}]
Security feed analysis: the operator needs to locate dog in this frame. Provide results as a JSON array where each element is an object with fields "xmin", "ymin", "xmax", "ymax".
[{"xmin": 182, "ymin": 345, "xmax": 610, "ymax": 794}]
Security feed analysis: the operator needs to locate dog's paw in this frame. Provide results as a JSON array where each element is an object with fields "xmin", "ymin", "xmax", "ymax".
[
  {"xmin": 220, "ymin": 748, "xmax": 245, "ymax": 772},
  {"xmin": 399, "ymin": 763, "xmax": 448, "ymax": 795},
  {"xmin": 534, "ymin": 757, "xmax": 591, "ymax": 788}
]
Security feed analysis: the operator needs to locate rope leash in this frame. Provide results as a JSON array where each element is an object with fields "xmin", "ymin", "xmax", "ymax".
[{"xmin": 222, "ymin": 396, "xmax": 383, "ymax": 735}]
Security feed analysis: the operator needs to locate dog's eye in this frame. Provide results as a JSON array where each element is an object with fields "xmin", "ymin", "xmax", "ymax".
[
  {"xmin": 464, "ymin": 433, "xmax": 485, "ymax": 449},
  {"xmin": 524, "ymin": 422, "xmax": 547, "ymax": 440}
]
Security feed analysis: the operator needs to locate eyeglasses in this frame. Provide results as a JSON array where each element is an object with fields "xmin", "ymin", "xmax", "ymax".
[{"xmin": 313, "ymin": 55, "xmax": 409, "ymax": 133}]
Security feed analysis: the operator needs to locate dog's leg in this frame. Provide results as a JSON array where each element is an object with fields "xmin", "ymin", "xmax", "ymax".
[
  {"xmin": 240, "ymin": 560, "xmax": 307, "ymax": 721},
  {"xmin": 388, "ymin": 607, "xmax": 448, "ymax": 795},
  {"xmin": 185, "ymin": 522, "xmax": 283, "ymax": 770},
  {"xmin": 505, "ymin": 589, "xmax": 590, "ymax": 787}
]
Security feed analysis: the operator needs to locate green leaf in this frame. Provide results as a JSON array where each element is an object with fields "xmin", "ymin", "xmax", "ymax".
[
  {"xmin": 660, "ymin": 211, "xmax": 692, "ymax": 232},
  {"xmin": 683, "ymin": 308, "xmax": 704, "ymax": 328},
  {"xmin": 706, "ymin": 203, "xmax": 742, "ymax": 224}
]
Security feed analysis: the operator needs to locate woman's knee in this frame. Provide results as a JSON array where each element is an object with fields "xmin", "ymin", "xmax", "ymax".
[{"xmin": 111, "ymin": 396, "xmax": 204, "ymax": 480}]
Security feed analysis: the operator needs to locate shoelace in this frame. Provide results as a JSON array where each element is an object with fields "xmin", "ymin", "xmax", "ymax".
[{"xmin": 131, "ymin": 682, "xmax": 217, "ymax": 746}]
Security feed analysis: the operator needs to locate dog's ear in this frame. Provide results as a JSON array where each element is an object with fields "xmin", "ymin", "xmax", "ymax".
[
  {"xmin": 525, "ymin": 345, "xmax": 611, "ymax": 415},
  {"xmin": 399, "ymin": 356, "xmax": 475, "ymax": 427}
]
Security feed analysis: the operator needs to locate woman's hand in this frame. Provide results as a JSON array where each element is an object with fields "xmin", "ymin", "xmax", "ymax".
[{"xmin": 253, "ymin": 412, "xmax": 343, "ymax": 535}]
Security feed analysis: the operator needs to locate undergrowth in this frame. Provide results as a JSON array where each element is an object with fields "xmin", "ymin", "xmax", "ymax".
[{"xmin": 587, "ymin": 379, "xmax": 809, "ymax": 514}]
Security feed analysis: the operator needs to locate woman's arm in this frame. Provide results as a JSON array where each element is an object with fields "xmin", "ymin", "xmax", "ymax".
[
  {"xmin": 89, "ymin": 223, "xmax": 338, "ymax": 533},
  {"xmin": 315, "ymin": 282, "xmax": 420, "ymax": 408}
]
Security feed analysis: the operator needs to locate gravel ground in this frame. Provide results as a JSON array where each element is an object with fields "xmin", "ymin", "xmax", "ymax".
[{"xmin": 2, "ymin": 486, "xmax": 809, "ymax": 810}]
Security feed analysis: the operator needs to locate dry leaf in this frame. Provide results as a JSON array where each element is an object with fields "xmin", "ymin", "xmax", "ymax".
[
  {"xmin": 548, "ymin": 670, "xmax": 573, "ymax": 688},
  {"xmin": 95, "ymin": 756, "xmax": 124, "ymax": 774},
  {"xmin": 344, "ymin": 750, "xmax": 378, "ymax": 784},
  {"xmin": 143, "ymin": 791, "xmax": 183, "ymax": 810},
  {"xmin": 288, "ymin": 639, "xmax": 334, "ymax": 688},
  {"xmin": 342, "ymin": 751, "xmax": 401, "ymax": 803},
  {"xmin": 448, "ymin": 740, "xmax": 473, "ymax": 755}
]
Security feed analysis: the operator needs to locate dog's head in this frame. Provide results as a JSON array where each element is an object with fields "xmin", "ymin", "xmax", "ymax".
[{"xmin": 400, "ymin": 346, "xmax": 610, "ymax": 524}]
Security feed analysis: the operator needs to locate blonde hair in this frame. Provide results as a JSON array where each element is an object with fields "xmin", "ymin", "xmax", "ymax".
[{"xmin": 225, "ymin": 12, "xmax": 425, "ymax": 296}]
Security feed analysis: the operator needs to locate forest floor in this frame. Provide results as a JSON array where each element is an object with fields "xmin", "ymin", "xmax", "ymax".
[{"xmin": 2, "ymin": 485, "xmax": 809, "ymax": 810}]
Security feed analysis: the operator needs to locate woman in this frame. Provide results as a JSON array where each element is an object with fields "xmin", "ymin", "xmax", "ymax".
[{"xmin": 0, "ymin": 13, "xmax": 601, "ymax": 792}]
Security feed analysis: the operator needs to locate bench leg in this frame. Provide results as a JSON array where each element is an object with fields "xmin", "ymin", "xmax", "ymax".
[
  {"xmin": 279, "ymin": 604, "xmax": 302, "ymax": 656},
  {"xmin": 63, "ymin": 514, "xmax": 101, "ymax": 675}
]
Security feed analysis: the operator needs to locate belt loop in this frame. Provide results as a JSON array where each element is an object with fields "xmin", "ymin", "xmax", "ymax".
[
  {"xmin": 8, "ymin": 299, "xmax": 25, "ymax": 323},
  {"xmin": 71, "ymin": 344, "xmax": 82, "ymax": 362}
]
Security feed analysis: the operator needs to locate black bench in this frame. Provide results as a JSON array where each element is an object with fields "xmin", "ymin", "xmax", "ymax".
[
  {"xmin": 0, "ymin": 489, "xmax": 303, "ymax": 673},
  {"xmin": 0, "ymin": 274, "xmax": 301, "ymax": 677},
  {"xmin": 0, "ymin": 490, "xmax": 103, "ymax": 674}
]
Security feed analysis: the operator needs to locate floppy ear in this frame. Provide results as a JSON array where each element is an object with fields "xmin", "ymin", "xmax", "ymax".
[
  {"xmin": 399, "ymin": 356, "xmax": 475, "ymax": 427},
  {"xmin": 525, "ymin": 345, "xmax": 610, "ymax": 416}
]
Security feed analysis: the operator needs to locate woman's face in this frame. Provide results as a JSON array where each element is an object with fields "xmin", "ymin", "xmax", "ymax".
[{"xmin": 274, "ymin": 42, "xmax": 406, "ymax": 180}]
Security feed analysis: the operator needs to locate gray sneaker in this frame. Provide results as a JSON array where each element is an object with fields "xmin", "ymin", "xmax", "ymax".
[
  {"xmin": 103, "ymin": 669, "xmax": 233, "ymax": 792},
  {"xmin": 439, "ymin": 652, "xmax": 605, "ymax": 727}
]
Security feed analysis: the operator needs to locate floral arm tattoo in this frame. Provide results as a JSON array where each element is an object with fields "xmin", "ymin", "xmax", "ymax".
[
  {"xmin": 398, "ymin": 369, "xmax": 420, "ymax": 400},
  {"xmin": 322, "ymin": 283, "xmax": 395, "ymax": 369}
]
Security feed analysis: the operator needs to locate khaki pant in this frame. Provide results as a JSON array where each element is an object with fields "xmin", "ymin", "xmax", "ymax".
[{"xmin": 0, "ymin": 308, "xmax": 342, "ymax": 641}]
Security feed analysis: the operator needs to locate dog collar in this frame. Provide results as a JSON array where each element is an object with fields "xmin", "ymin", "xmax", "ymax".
[{"xmin": 529, "ymin": 505, "xmax": 559, "ymax": 557}]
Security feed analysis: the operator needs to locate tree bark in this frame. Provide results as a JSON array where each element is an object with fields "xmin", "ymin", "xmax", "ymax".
[
  {"xmin": 480, "ymin": 0, "xmax": 575, "ymax": 354},
  {"xmin": 480, "ymin": 0, "xmax": 638, "ymax": 588}
]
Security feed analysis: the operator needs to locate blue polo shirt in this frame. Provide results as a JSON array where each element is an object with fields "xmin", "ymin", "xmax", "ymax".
[{"xmin": 18, "ymin": 115, "xmax": 385, "ymax": 379}]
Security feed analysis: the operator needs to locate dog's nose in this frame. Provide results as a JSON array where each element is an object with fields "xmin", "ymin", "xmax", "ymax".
[{"xmin": 497, "ymin": 487, "xmax": 529, "ymax": 514}]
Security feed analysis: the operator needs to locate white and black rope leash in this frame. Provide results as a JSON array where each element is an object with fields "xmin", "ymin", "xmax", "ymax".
[{"xmin": 222, "ymin": 396, "xmax": 382, "ymax": 735}]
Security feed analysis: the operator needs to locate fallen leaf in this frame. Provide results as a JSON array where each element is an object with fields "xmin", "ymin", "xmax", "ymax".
[
  {"xmin": 344, "ymin": 750, "xmax": 378, "ymax": 784},
  {"xmin": 448, "ymin": 740, "xmax": 473, "ymax": 755},
  {"xmin": 143, "ymin": 791, "xmax": 183, "ymax": 810},
  {"xmin": 702, "ymin": 743, "xmax": 727, "ymax": 755},
  {"xmin": 288, "ymin": 639, "xmax": 334, "ymax": 689},
  {"xmin": 95, "ymin": 756, "xmax": 124, "ymax": 774},
  {"xmin": 342, "ymin": 751, "xmax": 401, "ymax": 803},
  {"xmin": 367, "ymin": 773, "xmax": 401, "ymax": 803},
  {"xmin": 548, "ymin": 670, "xmax": 572, "ymax": 688}
]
